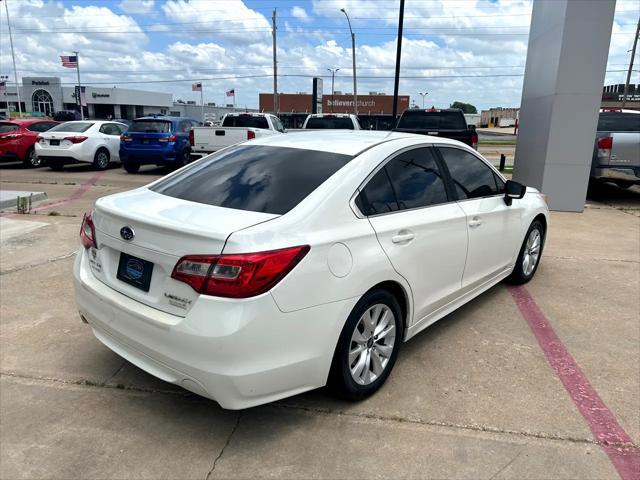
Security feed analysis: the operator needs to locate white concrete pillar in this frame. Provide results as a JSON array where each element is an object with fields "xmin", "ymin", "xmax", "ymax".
[{"xmin": 513, "ymin": 0, "xmax": 616, "ymax": 212}]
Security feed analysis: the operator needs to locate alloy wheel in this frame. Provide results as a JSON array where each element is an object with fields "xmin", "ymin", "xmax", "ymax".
[
  {"xmin": 28, "ymin": 150, "xmax": 42, "ymax": 167},
  {"xmin": 96, "ymin": 152, "xmax": 109, "ymax": 169},
  {"xmin": 349, "ymin": 303, "xmax": 396, "ymax": 385},
  {"xmin": 523, "ymin": 228, "xmax": 541, "ymax": 276}
]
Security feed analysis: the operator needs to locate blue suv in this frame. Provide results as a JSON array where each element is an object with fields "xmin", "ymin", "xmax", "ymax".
[{"xmin": 120, "ymin": 116, "xmax": 200, "ymax": 173}]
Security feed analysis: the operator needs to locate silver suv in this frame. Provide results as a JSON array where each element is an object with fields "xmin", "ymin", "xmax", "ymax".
[{"xmin": 591, "ymin": 109, "xmax": 640, "ymax": 189}]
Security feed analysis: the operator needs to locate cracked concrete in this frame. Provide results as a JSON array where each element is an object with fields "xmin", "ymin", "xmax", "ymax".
[{"xmin": 0, "ymin": 164, "xmax": 638, "ymax": 479}]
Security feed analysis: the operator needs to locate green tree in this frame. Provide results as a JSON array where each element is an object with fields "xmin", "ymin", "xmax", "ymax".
[{"xmin": 450, "ymin": 101, "xmax": 477, "ymax": 114}]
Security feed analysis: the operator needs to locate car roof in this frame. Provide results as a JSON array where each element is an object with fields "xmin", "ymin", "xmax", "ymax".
[
  {"xmin": 134, "ymin": 116, "xmax": 194, "ymax": 122},
  {"xmin": 55, "ymin": 120, "xmax": 126, "ymax": 127},
  {"xmin": 248, "ymin": 130, "xmax": 464, "ymax": 156},
  {"xmin": 307, "ymin": 113, "xmax": 353, "ymax": 118},
  {"xmin": 225, "ymin": 113, "xmax": 269, "ymax": 117}
]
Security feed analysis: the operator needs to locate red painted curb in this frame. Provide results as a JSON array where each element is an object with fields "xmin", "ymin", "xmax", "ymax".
[{"xmin": 510, "ymin": 285, "xmax": 640, "ymax": 480}]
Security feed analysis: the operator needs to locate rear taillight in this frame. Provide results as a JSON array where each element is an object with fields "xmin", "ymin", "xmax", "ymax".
[
  {"xmin": 471, "ymin": 132, "xmax": 478, "ymax": 150},
  {"xmin": 121, "ymin": 134, "xmax": 132, "ymax": 142},
  {"xmin": 80, "ymin": 212, "xmax": 96, "ymax": 249},
  {"xmin": 597, "ymin": 136, "xmax": 612, "ymax": 160},
  {"xmin": 65, "ymin": 135, "xmax": 88, "ymax": 144},
  {"xmin": 247, "ymin": 130, "xmax": 256, "ymax": 140},
  {"xmin": 189, "ymin": 129, "xmax": 194, "ymax": 146},
  {"xmin": 158, "ymin": 135, "xmax": 177, "ymax": 142},
  {"xmin": 171, "ymin": 246, "xmax": 310, "ymax": 298}
]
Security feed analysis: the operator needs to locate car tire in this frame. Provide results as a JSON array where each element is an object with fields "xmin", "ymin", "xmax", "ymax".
[
  {"xmin": 93, "ymin": 148, "xmax": 110, "ymax": 170},
  {"xmin": 507, "ymin": 219, "xmax": 545, "ymax": 285},
  {"xmin": 615, "ymin": 181, "xmax": 634, "ymax": 190},
  {"xmin": 173, "ymin": 148, "xmax": 190, "ymax": 170},
  {"xmin": 328, "ymin": 289, "xmax": 402, "ymax": 401},
  {"xmin": 49, "ymin": 159, "xmax": 64, "ymax": 171},
  {"xmin": 23, "ymin": 148, "xmax": 42, "ymax": 168},
  {"xmin": 123, "ymin": 161, "xmax": 140, "ymax": 174}
]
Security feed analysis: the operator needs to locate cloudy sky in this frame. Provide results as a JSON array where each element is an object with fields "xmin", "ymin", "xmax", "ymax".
[{"xmin": 0, "ymin": 0, "xmax": 638, "ymax": 111}]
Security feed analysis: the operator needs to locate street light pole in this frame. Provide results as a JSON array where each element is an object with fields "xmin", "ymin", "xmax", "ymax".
[
  {"xmin": 3, "ymin": 0, "xmax": 22, "ymax": 117},
  {"xmin": 419, "ymin": 92, "xmax": 428, "ymax": 109},
  {"xmin": 622, "ymin": 17, "xmax": 639, "ymax": 108},
  {"xmin": 327, "ymin": 68, "xmax": 340, "ymax": 112},
  {"xmin": 340, "ymin": 8, "xmax": 357, "ymax": 115}
]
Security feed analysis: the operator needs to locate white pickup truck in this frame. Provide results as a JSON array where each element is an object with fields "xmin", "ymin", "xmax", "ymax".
[
  {"xmin": 302, "ymin": 113, "xmax": 362, "ymax": 130},
  {"xmin": 190, "ymin": 113, "xmax": 285, "ymax": 155}
]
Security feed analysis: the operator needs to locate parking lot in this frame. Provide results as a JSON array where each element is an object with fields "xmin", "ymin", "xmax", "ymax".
[{"xmin": 1, "ymin": 160, "xmax": 639, "ymax": 479}]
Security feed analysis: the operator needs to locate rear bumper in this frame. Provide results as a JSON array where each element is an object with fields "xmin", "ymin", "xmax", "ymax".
[
  {"xmin": 120, "ymin": 145, "xmax": 179, "ymax": 164},
  {"xmin": 73, "ymin": 248, "xmax": 355, "ymax": 409},
  {"xmin": 0, "ymin": 143, "xmax": 27, "ymax": 162},
  {"xmin": 35, "ymin": 144, "xmax": 92, "ymax": 163},
  {"xmin": 593, "ymin": 166, "xmax": 640, "ymax": 184}
]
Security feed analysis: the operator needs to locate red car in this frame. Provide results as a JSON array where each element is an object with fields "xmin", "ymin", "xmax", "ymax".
[{"xmin": 0, "ymin": 118, "xmax": 59, "ymax": 167}]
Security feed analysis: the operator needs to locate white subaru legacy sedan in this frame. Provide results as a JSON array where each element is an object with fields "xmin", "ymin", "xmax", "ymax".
[
  {"xmin": 74, "ymin": 131, "xmax": 549, "ymax": 409},
  {"xmin": 36, "ymin": 120, "xmax": 127, "ymax": 171}
]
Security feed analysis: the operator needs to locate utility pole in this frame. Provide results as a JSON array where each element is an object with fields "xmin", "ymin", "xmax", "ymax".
[
  {"xmin": 622, "ymin": 16, "xmax": 639, "ymax": 108},
  {"xmin": 327, "ymin": 68, "xmax": 339, "ymax": 112},
  {"xmin": 3, "ymin": 0, "xmax": 22, "ymax": 117},
  {"xmin": 341, "ymin": 8, "xmax": 357, "ymax": 115},
  {"xmin": 74, "ymin": 51, "xmax": 84, "ymax": 120},
  {"xmin": 272, "ymin": 9, "xmax": 278, "ymax": 115},
  {"xmin": 391, "ymin": 0, "xmax": 405, "ymax": 122},
  {"xmin": 419, "ymin": 92, "xmax": 428, "ymax": 109}
]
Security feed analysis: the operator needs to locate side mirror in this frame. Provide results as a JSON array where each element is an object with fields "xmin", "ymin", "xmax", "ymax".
[{"xmin": 504, "ymin": 180, "xmax": 526, "ymax": 206}]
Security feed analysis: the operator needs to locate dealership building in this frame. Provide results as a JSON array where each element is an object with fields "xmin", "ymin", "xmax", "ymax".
[
  {"xmin": 0, "ymin": 76, "xmax": 252, "ymax": 121},
  {"xmin": 259, "ymin": 92, "xmax": 410, "ymax": 129}
]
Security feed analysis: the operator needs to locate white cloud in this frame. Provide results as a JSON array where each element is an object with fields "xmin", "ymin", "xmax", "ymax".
[
  {"xmin": 291, "ymin": 6, "xmax": 311, "ymax": 22},
  {"xmin": 119, "ymin": 0, "xmax": 155, "ymax": 14}
]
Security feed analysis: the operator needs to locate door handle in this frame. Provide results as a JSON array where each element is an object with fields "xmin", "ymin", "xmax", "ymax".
[
  {"xmin": 391, "ymin": 232, "xmax": 414, "ymax": 244},
  {"xmin": 468, "ymin": 216, "xmax": 483, "ymax": 228}
]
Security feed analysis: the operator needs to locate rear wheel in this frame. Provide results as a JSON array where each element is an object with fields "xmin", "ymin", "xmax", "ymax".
[
  {"xmin": 507, "ymin": 220, "xmax": 545, "ymax": 284},
  {"xmin": 23, "ymin": 148, "xmax": 43, "ymax": 168},
  {"xmin": 93, "ymin": 149, "xmax": 110, "ymax": 170},
  {"xmin": 328, "ymin": 289, "xmax": 401, "ymax": 401},
  {"xmin": 123, "ymin": 161, "xmax": 140, "ymax": 174},
  {"xmin": 173, "ymin": 148, "xmax": 190, "ymax": 170}
]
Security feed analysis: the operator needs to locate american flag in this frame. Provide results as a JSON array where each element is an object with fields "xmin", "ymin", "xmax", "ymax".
[
  {"xmin": 226, "ymin": 89, "xmax": 235, "ymax": 97},
  {"xmin": 60, "ymin": 55, "xmax": 78, "ymax": 68},
  {"xmin": 192, "ymin": 82, "xmax": 202, "ymax": 92}
]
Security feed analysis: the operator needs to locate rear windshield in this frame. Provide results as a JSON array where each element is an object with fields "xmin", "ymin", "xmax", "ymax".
[
  {"xmin": 597, "ymin": 113, "xmax": 640, "ymax": 132},
  {"xmin": 150, "ymin": 145, "xmax": 353, "ymax": 215},
  {"xmin": 48, "ymin": 122, "xmax": 94, "ymax": 133},
  {"xmin": 305, "ymin": 117, "xmax": 355, "ymax": 129},
  {"xmin": 222, "ymin": 116, "xmax": 269, "ymax": 129},
  {"xmin": 0, "ymin": 123, "xmax": 19, "ymax": 133},
  {"xmin": 396, "ymin": 111, "xmax": 466, "ymax": 130},
  {"xmin": 128, "ymin": 120, "xmax": 172, "ymax": 133}
]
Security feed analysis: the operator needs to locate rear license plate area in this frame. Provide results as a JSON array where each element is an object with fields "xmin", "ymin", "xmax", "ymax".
[
  {"xmin": 49, "ymin": 139, "xmax": 60, "ymax": 146},
  {"xmin": 117, "ymin": 253, "xmax": 154, "ymax": 292}
]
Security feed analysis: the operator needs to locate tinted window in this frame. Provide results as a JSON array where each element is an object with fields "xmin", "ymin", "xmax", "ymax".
[
  {"xmin": 272, "ymin": 117, "xmax": 285, "ymax": 132},
  {"xmin": 99, "ymin": 123, "xmax": 121, "ymax": 135},
  {"xmin": 438, "ymin": 147, "xmax": 499, "ymax": 200},
  {"xmin": 128, "ymin": 120, "xmax": 172, "ymax": 133},
  {"xmin": 396, "ymin": 111, "xmax": 466, "ymax": 130},
  {"xmin": 356, "ymin": 148, "xmax": 449, "ymax": 215},
  {"xmin": 48, "ymin": 122, "xmax": 94, "ymax": 133},
  {"xmin": 305, "ymin": 117, "xmax": 354, "ymax": 129},
  {"xmin": 0, "ymin": 123, "xmax": 19, "ymax": 133},
  {"xmin": 222, "ymin": 116, "xmax": 269, "ymax": 129},
  {"xmin": 151, "ymin": 145, "xmax": 352, "ymax": 215},
  {"xmin": 27, "ymin": 122, "xmax": 56, "ymax": 132},
  {"xmin": 597, "ymin": 113, "xmax": 640, "ymax": 132}
]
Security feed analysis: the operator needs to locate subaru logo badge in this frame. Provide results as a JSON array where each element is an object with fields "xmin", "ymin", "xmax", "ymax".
[{"xmin": 120, "ymin": 226, "xmax": 135, "ymax": 241}]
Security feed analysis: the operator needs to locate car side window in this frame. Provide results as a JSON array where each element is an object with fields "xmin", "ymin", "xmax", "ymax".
[
  {"xmin": 178, "ymin": 121, "xmax": 191, "ymax": 133},
  {"xmin": 355, "ymin": 147, "xmax": 449, "ymax": 216},
  {"xmin": 99, "ymin": 123, "xmax": 119, "ymax": 135},
  {"xmin": 27, "ymin": 122, "xmax": 52, "ymax": 132},
  {"xmin": 438, "ymin": 147, "xmax": 500, "ymax": 200},
  {"xmin": 272, "ymin": 117, "xmax": 285, "ymax": 132}
]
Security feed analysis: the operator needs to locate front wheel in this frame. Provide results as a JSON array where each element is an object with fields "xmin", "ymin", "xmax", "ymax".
[
  {"xmin": 93, "ymin": 149, "xmax": 110, "ymax": 170},
  {"xmin": 23, "ymin": 148, "xmax": 43, "ymax": 168},
  {"xmin": 507, "ymin": 220, "xmax": 545, "ymax": 284},
  {"xmin": 328, "ymin": 289, "xmax": 402, "ymax": 401}
]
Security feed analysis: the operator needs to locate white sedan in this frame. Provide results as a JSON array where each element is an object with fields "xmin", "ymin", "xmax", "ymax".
[
  {"xmin": 36, "ymin": 120, "xmax": 127, "ymax": 170},
  {"xmin": 74, "ymin": 131, "xmax": 549, "ymax": 409}
]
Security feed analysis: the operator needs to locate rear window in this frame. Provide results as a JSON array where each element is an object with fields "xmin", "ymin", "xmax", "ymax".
[
  {"xmin": 150, "ymin": 145, "xmax": 352, "ymax": 215},
  {"xmin": 305, "ymin": 117, "xmax": 355, "ymax": 129},
  {"xmin": 396, "ymin": 111, "xmax": 466, "ymax": 130},
  {"xmin": 597, "ymin": 113, "xmax": 640, "ymax": 132},
  {"xmin": 0, "ymin": 123, "xmax": 19, "ymax": 133},
  {"xmin": 222, "ymin": 116, "xmax": 269, "ymax": 129},
  {"xmin": 128, "ymin": 120, "xmax": 172, "ymax": 133},
  {"xmin": 48, "ymin": 122, "xmax": 94, "ymax": 133}
]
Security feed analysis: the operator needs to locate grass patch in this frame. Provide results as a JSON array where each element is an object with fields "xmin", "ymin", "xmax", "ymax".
[{"xmin": 479, "ymin": 139, "xmax": 517, "ymax": 146}]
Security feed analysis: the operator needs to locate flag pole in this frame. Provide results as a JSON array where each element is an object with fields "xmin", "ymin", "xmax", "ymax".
[
  {"xmin": 74, "ymin": 51, "xmax": 84, "ymax": 120},
  {"xmin": 4, "ymin": 0, "xmax": 22, "ymax": 117},
  {"xmin": 201, "ymin": 82, "xmax": 204, "ymax": 123}
]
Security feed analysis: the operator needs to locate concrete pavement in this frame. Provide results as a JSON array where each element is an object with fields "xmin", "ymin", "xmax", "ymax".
[{"xmin": 0, "ymin": 163, "xmax": 638, "ymax": 479}]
